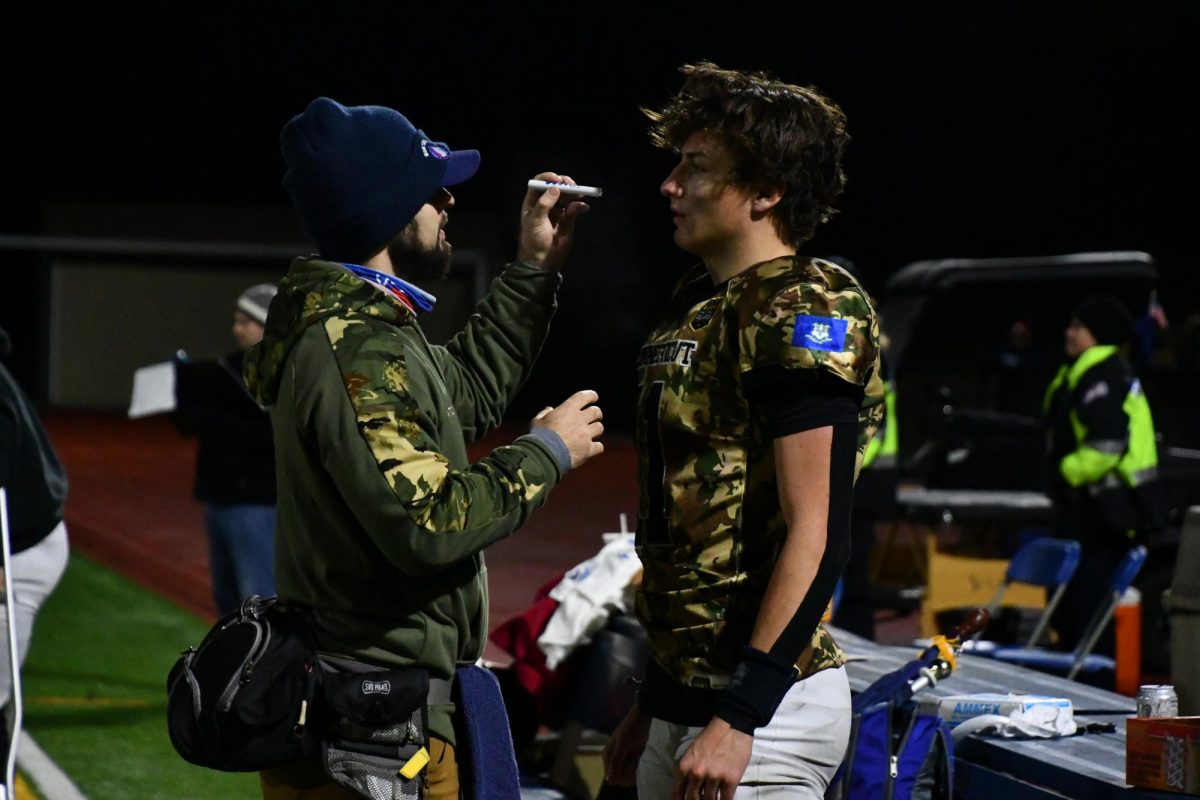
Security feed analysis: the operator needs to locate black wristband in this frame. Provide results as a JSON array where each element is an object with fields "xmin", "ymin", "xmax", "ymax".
[{"xmin": 714, "ymin": 646, "xmax": 798, "ymax": 735}]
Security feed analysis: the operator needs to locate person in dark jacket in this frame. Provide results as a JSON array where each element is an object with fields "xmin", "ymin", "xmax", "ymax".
[
  {"xmin": 172, "ymin": 284, "xmax": 278, "ymax": 616},
  {"xmin": 0, "ymin": 327, "xmax": 70, "ymax": 764},
  {"xmin": 1044, "ymin": 295, "xmax": 1166, "ymax": 656}
]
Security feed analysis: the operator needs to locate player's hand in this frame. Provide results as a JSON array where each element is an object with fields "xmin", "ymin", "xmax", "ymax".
[
  {"xmin": 602, "ymin": 705, "xmax": 651, "ymax": 787},
  {"xmin": 517, "ymin": 171, "xmax": 590, "ymax": 272},
  {"xmin": 531, "ymin": 390, "xmax": 604, "ymax": 469},
  {"xmin": 672, "ymin": 718, "xmax": 752, "ymax": 800}
]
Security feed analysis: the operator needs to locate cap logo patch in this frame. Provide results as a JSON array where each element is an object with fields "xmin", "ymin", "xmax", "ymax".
[
  {"xmin": 792, "ymin": 315, "xmax": 848, "ymax": 352},
  {"xmin": 421, "ymin": 139, "xmax": 449, "ymax": 160}
]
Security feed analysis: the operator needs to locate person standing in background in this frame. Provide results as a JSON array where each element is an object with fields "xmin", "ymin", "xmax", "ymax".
[
  {"xmin": 172, "ymin": 284, "xmax": 278, "ymax": 616},
  {"xmin": 1044, "ymin": 295, "xmax": 1166, "ymax": 656}
]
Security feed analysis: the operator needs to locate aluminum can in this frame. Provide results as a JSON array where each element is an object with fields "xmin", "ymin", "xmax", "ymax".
[{"xmin": 1137, "ymin": 684, "xmax": 1179, "ymax": 718}]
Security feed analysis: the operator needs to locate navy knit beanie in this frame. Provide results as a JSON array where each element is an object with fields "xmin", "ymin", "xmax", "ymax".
[
  {"xmin": 1073, "ymin": 295, "xmax": 1135, "ymax": 346},
  {"xmin": 280, "ymin": 98, "xmax": 480, "ymax": 262}
]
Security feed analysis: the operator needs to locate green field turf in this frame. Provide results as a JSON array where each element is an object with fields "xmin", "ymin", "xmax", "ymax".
[{"xmin": 19, "ymin": 555, "xmax": 260, "ymax": 798}]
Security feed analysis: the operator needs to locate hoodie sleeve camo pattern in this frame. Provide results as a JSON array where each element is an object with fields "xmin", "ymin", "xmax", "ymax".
[{"xmin": 313, "ymin": 309, "xmax": 562, "ymax": 574}]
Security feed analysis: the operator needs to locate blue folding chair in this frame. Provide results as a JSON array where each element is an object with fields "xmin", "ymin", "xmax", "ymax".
[
  {"xmin": 969, "ymin": 545, "xmax": 1147, "ymax": 681},
  {"xmin": 979, "ymin": 537, "xmax": 1082, "ymax": 648}
]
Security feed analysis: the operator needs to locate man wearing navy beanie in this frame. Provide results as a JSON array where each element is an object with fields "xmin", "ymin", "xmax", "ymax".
[{"xmin": 247, "ymin": 98, "xmax": 604, "ymax": 798}]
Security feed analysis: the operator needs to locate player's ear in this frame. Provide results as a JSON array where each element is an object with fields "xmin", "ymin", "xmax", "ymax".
[{"xmin": 751, "ymin": 185, "xmax": 784, "ymax": 215}]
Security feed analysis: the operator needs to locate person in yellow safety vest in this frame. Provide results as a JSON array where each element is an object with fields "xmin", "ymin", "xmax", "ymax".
[{"xmin": 1044, "ymin": 295, "xmax": 1167, "ymax": 656}]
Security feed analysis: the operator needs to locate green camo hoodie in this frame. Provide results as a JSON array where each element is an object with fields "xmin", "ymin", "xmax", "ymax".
[{"xmin": 243, "ymin": 257, "xmax": 564, "ymax": 743}]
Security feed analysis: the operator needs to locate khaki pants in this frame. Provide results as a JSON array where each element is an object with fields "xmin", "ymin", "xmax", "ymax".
[{"xmin": 260, "ymin": 736, "xmax": 459, "ymax": 800}]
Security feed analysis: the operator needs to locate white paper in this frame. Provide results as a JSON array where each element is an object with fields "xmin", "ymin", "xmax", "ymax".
[{"xmin": 128, "ymin": 361, "xmax": 177, "ymax": 418}]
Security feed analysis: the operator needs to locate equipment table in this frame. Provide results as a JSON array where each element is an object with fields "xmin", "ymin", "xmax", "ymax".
[{"xmin": 836, "ymin": 629, "xmax": 1183, "ymax": 799}]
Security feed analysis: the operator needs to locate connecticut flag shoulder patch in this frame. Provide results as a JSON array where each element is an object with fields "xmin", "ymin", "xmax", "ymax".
[{"xmin": 792, "ymin": 315, "xmax": 848, "ymax": 352}]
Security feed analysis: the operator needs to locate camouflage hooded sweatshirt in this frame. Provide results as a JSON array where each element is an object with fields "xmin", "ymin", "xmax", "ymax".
[{"xmin": 244, "ymin": 257, "xmax": 563, "ymax": 743}]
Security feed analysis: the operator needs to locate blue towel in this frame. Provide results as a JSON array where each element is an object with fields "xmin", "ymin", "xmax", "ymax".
[{"xmin": 455, "ymin": 665, "xmax": 521, "ymax": 800}]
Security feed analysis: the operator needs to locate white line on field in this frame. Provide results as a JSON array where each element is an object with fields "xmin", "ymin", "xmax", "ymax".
[{"xmin": 17, "ymin": 732, "xmax": 87, "ymax": 800}]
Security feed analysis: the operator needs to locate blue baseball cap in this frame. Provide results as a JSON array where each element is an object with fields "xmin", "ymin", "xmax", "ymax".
[{"xmin": 280, "ymin": 97, "xmax": 480, "ymax": 261}]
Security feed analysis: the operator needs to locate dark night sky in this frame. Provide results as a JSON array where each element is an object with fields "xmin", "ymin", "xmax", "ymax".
[{"xmin": 3, "ymin": 2, "xmax": 1197, "ymax": 428}]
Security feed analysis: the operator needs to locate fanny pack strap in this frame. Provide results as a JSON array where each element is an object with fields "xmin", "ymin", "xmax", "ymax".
[{"xmin": 428, "ymin": 677, "xmax": 452, "ymax": 706}]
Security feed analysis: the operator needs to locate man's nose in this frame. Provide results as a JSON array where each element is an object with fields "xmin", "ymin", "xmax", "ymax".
[{"xmin": 661, "ymin": 168, "xmax": 683, "ymax": 198}]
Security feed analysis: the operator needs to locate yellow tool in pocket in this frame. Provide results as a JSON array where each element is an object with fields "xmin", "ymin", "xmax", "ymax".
[{"xmin": 399, "ymin": 747, "xmax": 430, "ymax": 780}]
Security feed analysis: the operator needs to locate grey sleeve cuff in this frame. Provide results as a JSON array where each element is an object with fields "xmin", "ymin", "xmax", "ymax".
[{"xmin": 521, "ymin": 427, "xmax": 572, "ymax": 475}]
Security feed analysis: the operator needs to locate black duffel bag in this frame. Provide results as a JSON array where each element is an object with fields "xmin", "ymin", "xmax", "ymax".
[{"xmin": 167, "ymin": 595, "xmax": 322, "ymax": 771}]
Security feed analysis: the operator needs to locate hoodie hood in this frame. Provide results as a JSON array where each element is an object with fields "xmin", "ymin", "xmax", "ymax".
[{"xmin": 244, "ymin": 257, "xmax": 413, "ymax": 405}]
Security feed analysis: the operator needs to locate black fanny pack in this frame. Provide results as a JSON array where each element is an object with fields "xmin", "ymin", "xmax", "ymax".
[
  {"xmin": 166, "ymin": 595, "xmax": 439, "ymax": 793},
  {"xmin": 319, "ymin": 656, "xmax": 439, "ymax": 799},
  {"xmin": 166, "ymin": 595, "xmax": 321, "ymax": 771}
]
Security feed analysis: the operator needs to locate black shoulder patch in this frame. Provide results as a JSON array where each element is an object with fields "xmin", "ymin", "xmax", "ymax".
[{"xmin": 690, "ymin": 298, "xmax": 721, "ymax": 331}]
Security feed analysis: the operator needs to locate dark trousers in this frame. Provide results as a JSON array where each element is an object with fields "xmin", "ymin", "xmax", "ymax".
[
  {"xmin": 1051, "ymin": 498, "xmax": 1130, "ymax": 657},
  {"xmin": 833, "ymin": 469, "xmax": 896, "ymax": 640}
]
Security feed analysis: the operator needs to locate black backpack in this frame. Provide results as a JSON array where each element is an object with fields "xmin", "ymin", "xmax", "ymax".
[{"xmin": 167, "ymin": 595, "xmax": 322, "ymax": 771}]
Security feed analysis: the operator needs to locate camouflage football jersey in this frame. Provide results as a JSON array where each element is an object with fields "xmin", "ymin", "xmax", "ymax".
[{"xmin": 635, "ymin": 255, "xmax": 883, "ymax": 687}]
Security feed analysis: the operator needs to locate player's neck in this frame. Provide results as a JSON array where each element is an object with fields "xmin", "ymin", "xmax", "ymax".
[{"xmin": 703, "ymin": 228, "xmax": 794, "ymax": 284}]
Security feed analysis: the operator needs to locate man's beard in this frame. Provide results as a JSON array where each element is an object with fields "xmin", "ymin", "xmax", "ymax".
[{"xmin": 387, "ymin": 228, "xmax": 453, "ymax": 281}]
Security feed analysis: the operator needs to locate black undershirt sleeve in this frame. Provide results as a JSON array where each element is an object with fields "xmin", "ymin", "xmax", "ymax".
[
  {"xmin": 714, "ymin": 366, "xmax": 860, "ymax": 735},
  {"xmin": 743, "ymin": 364, "xmax": 863, "ymax": 435}
]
